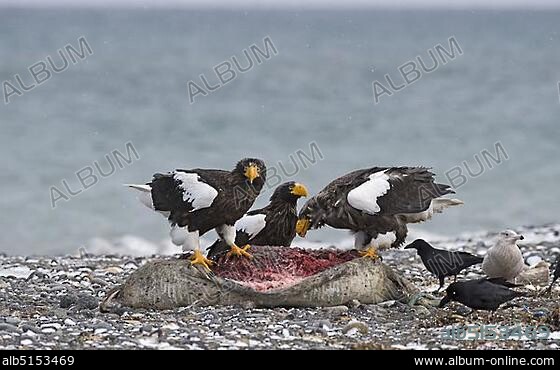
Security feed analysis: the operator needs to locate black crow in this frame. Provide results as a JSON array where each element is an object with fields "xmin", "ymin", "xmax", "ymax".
[
  {"xmin": 439, "ymin": 278, "xmax": 526, "ymax": 311},
  {"xmin": 405, "ymin": 239, "xmax": 483, "ymax": 291}
]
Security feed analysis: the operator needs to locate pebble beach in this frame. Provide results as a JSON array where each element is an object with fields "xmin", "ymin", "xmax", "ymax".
[{"xmin": 1, "ymin": 224, "xmax": 559, "ymax": 350}]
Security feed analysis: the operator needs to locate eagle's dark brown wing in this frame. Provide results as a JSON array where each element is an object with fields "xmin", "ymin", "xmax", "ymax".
[{"xmin": 375, "ymin": 167, "xmax": 454, "ymax": 216}]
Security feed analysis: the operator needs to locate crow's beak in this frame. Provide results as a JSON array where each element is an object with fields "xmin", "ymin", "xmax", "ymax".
[
  {"xmin": 404, "ymin": 243, "xmax": 414, "ymax": 250},
  {"xmin": 438, "ymin": 294, "xmax": 452, "ymax": 308}
]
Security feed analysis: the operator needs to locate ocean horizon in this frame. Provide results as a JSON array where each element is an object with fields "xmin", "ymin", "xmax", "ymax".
[{"xmin": 1, "ymin": 8, "xmax": 559, "ymax": 255}]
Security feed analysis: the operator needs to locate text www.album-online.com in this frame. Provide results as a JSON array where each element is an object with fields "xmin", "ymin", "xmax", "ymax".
[{"xmin": 413, "ymin": 356, "xmax": 555, "ymax": 366}]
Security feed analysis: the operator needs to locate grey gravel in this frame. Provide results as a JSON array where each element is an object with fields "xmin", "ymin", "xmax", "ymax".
[{"xmin": 0, "ymin": 224, "xmax": 559, "ymax": 349}]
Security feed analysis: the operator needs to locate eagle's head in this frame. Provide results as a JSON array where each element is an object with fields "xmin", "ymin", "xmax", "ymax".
[
  {"xmin": 270, "ymin": 181, "xmax": 308, "ymax": 203},
  {"xmin": 296, "ymin": 197, "xmax": 326, "ymax": 237},
  {"xmin": 235, "ymin": 158, "xmax": 267, "ymax": 189}
]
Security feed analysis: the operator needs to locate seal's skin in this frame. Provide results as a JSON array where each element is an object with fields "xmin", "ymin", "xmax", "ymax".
[{"xmin": 103, "ymin": 247, "xmax": 417, "ymax": 310}]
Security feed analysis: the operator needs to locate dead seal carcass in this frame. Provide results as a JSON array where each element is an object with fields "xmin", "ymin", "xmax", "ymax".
[{"xmin": 102, "ymin": 246, "xmax": 417, "ymax": 310}]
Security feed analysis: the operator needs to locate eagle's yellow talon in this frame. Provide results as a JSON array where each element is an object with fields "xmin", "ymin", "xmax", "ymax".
[
  {"xmin": 359, "ymin": 246, "xmax": 380, "ymax": 260},
  {"xmin": 190, "ymin": 249, "xmax": 214, "ymax": 271},
  {"xmin": 227, "ymin": 244, "xmax": 253, "ymax": 259}
]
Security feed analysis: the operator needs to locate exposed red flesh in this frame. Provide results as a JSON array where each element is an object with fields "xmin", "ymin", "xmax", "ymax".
[{"xmin": 212, "ymin": 246, "xmax": 360, "ymax": 292}]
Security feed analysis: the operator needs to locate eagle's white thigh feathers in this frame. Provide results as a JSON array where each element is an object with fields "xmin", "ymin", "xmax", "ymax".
[
  {"xmin": 170, "ymin": 225, "xmax": 200, "ymax": 252},
  {"xmin": 354, "ymin": 231, "xmax": 370, "ymax": 250},
  {"xmin": 235, "ymin": 214, "xmax": 267, "ymax": 239},
  {"xmin": 347, "ymin": 170, "xmax": 390, "ymax": 215},
  {"xmin": 216, "ymin": 224, "xmax": 237, "ymax": 246},
  {"xmin": 170, "ymin": 225, "xmax": 188, "ymax": 246},
  {"xmin": 181, "ymin": 230, "xmax": 200, "ymax": 252},
  {"xmin": 354, "ymin": 231, "xmax": 397, "ymax": 251}
]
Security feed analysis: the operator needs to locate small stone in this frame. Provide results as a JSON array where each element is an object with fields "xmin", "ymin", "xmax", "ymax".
[
  {"xmin": 123, "ymin": 262, "xmax": 138, "ymax": 270},
  {"xmin": 103, "ymin": 266, "xmax": 123, "ymax": 274},
  {"xmin": 4, "ymin": 317, "xmax": 20, "ymax": 325},
  {"xmin": 456, "ymin": 305, "xmax": 472, "ymax": 316},
  {"xmin": 0, "ymin": 323, "xmax": 19, "ymax": 332},
  {"xmin": 526, "ymin": 255, "xmax": 542, "ymax": 266},
  {"xmin": 60, "ymin": 294, "xmax": 78, "ymax": 308},
  {"xmin": 342, "ymin": 321, "xmax": 369, "ymax": 335},
  {"xmin": 51, "ymin": 308, "xmax": 68, "ymax": 318},
  {"xmin": 76, "ymin": 293, "xmax": 98, "ymax": 310},
  {"xmin": 64, "ymin": 318, "xmax": 76, "ymax": 326},
  {"xmin": 163, "ymin": 323, "xmax": 180, "ymax": 330},
  {"xmin": 533, "ymin": 308, "xmax": 550, "ymax": 318},
  {"xmin": 88, "ymin": 277, "xmax": 108, "ymax": 286},
  {"xmin": 324, "ymin": 305, "xmax": 349, "ymax": 315},
  {"xmin": 20, "ymin": 339, "xmax": 33, "ymax": 346},
  {"xmin": 315, "ymin": 319, "xmax": 332, "ymax": 330},
  {"xmin": 413, "ymin": 306, "xmax": 431, "ymax": 316},
  {"xmin": 283, "ymin": 313, "xmax": 295, "ymax": 320},
  {"xmin": 93, "ymin": 320, "xmax": 112, "ymax": 330},
  {"xmin": 141, "ymin": 324, "xmax": 153, "ymax": 333},
  {"xmin": 20, "ymin": 324, "xmax": 41, "ymax": 334},
  {"xmin": 346, "ymin": 299, "xmax": 361, "ymax": 309},
  {"xmin": 41, "ymin": 323, "xmax": 62, "ymax": 330},
  {"xmin": 377, "ymin": 300, "xmax": 396, "ymax": 308}
]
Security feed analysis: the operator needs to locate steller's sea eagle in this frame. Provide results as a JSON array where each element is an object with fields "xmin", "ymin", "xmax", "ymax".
[
  {"xmin": 296, "ymin": 167, "xmax": 463, "ymax": 260},
  {"xmin": 126, "ymin": 158, "xmax": 266, "ymax": 270},
  {"xmin": 206, "ymin": 181, "xmax": 308, "ymax": 260}
]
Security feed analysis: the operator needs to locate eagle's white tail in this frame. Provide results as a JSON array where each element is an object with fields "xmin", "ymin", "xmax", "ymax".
[
  {"xmin": 124, "ymin": 184, "xmax": 154, "ymax": 210},
  {"xmin": 401, "ymin": 198, "xmax": 464, "ymax": 223},
  {"xmin": 432, "ymin": 198, "xmax": 464, "ymax": 213}
]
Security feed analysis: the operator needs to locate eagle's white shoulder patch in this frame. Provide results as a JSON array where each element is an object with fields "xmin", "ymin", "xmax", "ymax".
[
  {"xmin": 173, "ymin": 172, "xmax": 218, "ymax": 211},
  {"xmin": 235, "ymin": 213, "xmax": 267, "ymax": 238},
  {"xmin": 347, "ymin": 170, "xmax": 391, "ymax": 215}
]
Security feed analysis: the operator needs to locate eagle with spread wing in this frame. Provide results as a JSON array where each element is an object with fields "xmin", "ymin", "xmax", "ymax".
[{"xmin": 296, "ymin": 167, "xmax": 463, "ymax": 260}]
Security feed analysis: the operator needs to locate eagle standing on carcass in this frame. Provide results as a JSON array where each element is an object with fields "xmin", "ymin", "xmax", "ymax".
[
  {"xmin": 206, "ymin": 181, "xmax": 309, "ymax": 260},
  {"xmin": 296, "ymin": 167, "xmax": 463, "ymax": 259},
  {"xmin": 126, "ymin": 158, "xmax": 266, "ymax": 270}
]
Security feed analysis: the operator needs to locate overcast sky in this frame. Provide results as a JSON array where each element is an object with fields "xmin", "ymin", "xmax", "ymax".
[{"xmin": 1, "ymin": 0, "xmax": 559, "ymax": 8}]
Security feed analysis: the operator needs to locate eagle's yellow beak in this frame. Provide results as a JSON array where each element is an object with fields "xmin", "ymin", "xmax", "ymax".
[
  {"xmin": 290, "ymin": 183, "xmax": 309, "ymax": 197},
  {"xmin": 296, "ymin": 218, "xmax": 311, "ymax": 237},
  {"xmin": 244, "ymin": 164, "xmax": 260, "ymax": 184}
]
